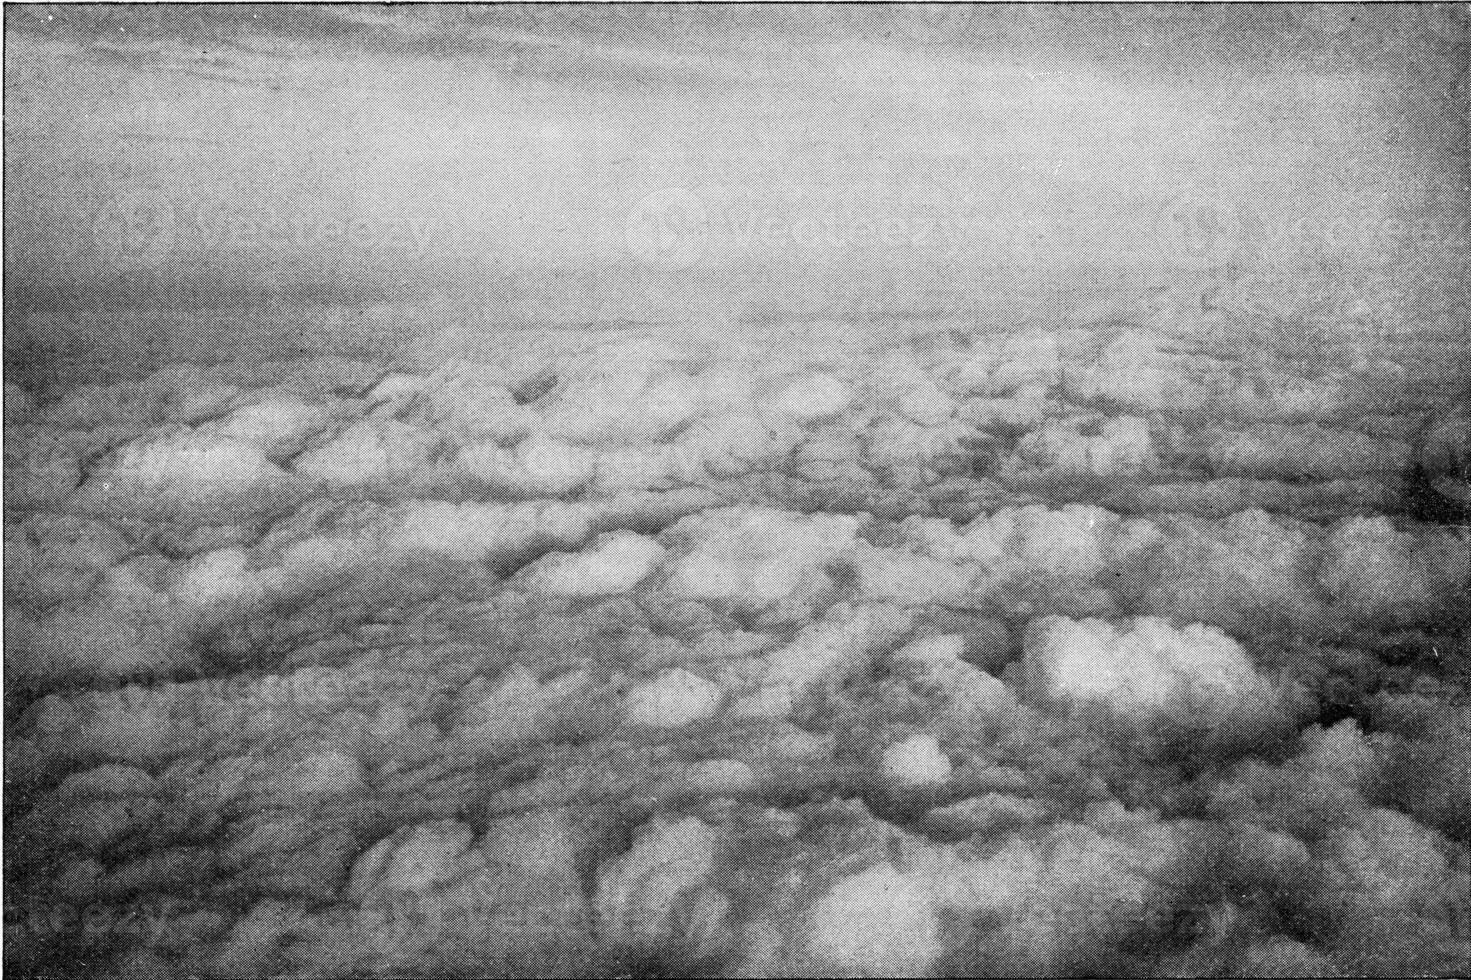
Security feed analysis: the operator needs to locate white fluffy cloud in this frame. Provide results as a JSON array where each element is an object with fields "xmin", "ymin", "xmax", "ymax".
[
  {"xmin": 1319, "ymin": 516, "xmax": 1470, "ymax": 625},
  {"xmin": 6, "ymin": 299, "xmax": 1467, "ymax": 978},
  {"xmin": 1023, "ymin": 615, "xmax": 1277, "ymax": 725},
  {"xmin": 1012, "ymin": 414, "xmax": 1157, "ymax": 478},
  {"xmin": 625, "ymin": 668, "xmax": 724, "ymax": 728},
  {"xmin": 595, "ymin": 816, "xmax": 728, "ymax": 960},
  {"xmin": 458, "ymin": 435, "xmax": 598, "ymax": 497},
  {"xmin": 806, "ymin": 862, "xmax": 942, "ymax": 976},
  {"xmin": 519, "ymin": 531, "xmax": 665, "ymax": 597},
  {"xmin": 104, "ymin": 430, "xmax": 286, "ymax": 489},
  {"xmin": 880, "ymin": 733, "xmax": 953, "ymax": 788},
  {"xmin": 295, "ymin": 419, "xmax": 439, "ymax": 485},
  {"xmin": 662, "ymin": 507, "xmax": 862, "ymax": 611}
]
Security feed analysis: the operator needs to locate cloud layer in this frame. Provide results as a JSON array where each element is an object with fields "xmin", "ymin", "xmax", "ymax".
[{"xmin": 5, "ymin": 278, "xmax": 1468, "ymax": 976}]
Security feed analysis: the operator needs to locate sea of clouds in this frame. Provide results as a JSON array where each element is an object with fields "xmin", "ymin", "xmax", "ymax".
[{"xmin": 4, "ymin": 285, "xmax": 1468, "ymax": 977}]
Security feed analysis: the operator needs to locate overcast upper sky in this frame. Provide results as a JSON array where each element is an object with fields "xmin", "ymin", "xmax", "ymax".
[{"xmin": 5, "ymin": 4, "xmax": 1468, "ymax": 328}]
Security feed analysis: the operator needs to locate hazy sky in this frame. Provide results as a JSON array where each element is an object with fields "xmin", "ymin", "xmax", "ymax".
[{"xmin": 5, "ymin": 4, "xmax": 1468, "ymax": 328}]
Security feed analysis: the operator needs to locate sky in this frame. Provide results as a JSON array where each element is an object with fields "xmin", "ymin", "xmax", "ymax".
[{"xmin": 4, "ymin": 4, "xmax": 1469, "ymax": 344}]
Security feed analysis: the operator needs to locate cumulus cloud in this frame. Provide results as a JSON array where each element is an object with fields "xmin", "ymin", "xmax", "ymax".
[
  {"xmin": 1319, "ymin": 515, "xmax": 1471, "ymax": 627},
  {"xmin": 662, "ymin": 507, "xmax": 862, "ymax": 613},
  {"xmin": 880, "ymin": 733, "xmax": 953, "ymax": 788},
  {"xmin": 1125, "ymin": 508, "xmax": 1335, "ymax": 640},
  {"xmin": 295, "ymin": 418, "xmax": 441, "ymax": 486},
  {"xmin": 518, "ymin": 531, "xmax": 665, "ymax": 597},
  {"xmin": 458, "ymin": 435, "xmax": 598, "ymax": 497},
  {"xmin": 625, "ymin": 668, "xmax": 724, "ymax": 729},
  {"xmin": 205, "ymin": 397, "xmax": 330, "ymax": 459},
  {"xmin": 1009, "ymin": 413, "xmax": 1158, "ymax": 479},
  {"xmin": 5, "ymin": 295, "xmax": 1467, "ymax": 978},
  {"xmin": 806, "ymin": 861, "xmax": 942, "ymax": 975},
  {"xmin": 1022, "ymin": 615, "xmax": 1281, "ymax": 734},
  {"xmin": 594, "ymin": 816, "xmax": 728, "ymax": 961}
]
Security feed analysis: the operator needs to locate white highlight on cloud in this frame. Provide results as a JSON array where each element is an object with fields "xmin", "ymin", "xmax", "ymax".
[
  {"xmin": 1023, "ymin": 615, "xmax": 1274, "ymax": 721},
  {"xmin": 521, "ymin": 531, "xmax": 665, "ymax": 597},
  {"xmin": 207, "ymin": 397, "xmax": 328, "ymax": 458},
  {"xmin": 881, "ymin": 733, "xmax": 953, "ymax": 788},
  {"xmin": 625, "ymin": 668, "xmax": 724, "ymax": 728},
  {"xmin": 738, "ymin": 602, "xmax": 912, "ymax": 718},
  {"xmin": 386, "ymin": 499, "xmax": 597, "ymax": 562},
  {"xmin": 107, "ymin": 431, "xmax": 285, "ymax": 488},
  {"xmin": 663, "ymin": 507, "xmax": 861, "ymax": 610},
  {"xmin": 807, "ymin": 861, "xmax": 942, "ymax": 977},
  {"xmin": 766, "ymin": 372, "xmax": 853, "ymax": 422},
  {"xmin": 348, "ymin": 820, "xmax": 478, "ymax": 899},
  {"xmin": 171, "ymin": 548, "xmax": 260, "ymax": 607}
]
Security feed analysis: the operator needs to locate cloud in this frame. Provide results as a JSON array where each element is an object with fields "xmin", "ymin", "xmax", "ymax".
[{"xmin": 4, "ymin": 10, "xmax": 1468, "ymax": 975}]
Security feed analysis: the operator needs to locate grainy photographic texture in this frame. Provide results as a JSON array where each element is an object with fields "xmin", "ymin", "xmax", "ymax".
[{"xmin": 4, "ymin": 4, "xmax": 1469, "ymax": 978}]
